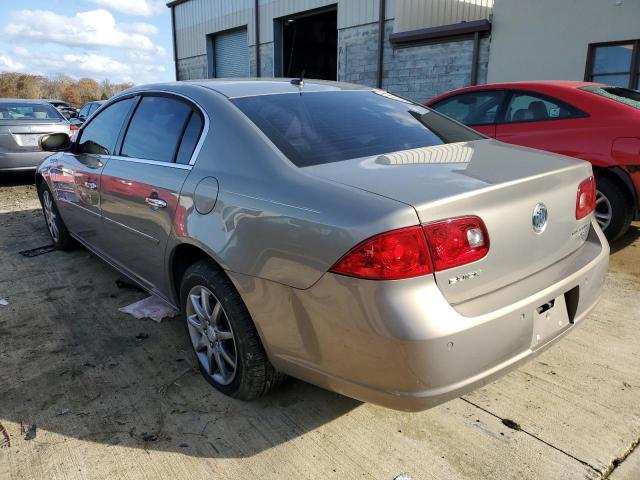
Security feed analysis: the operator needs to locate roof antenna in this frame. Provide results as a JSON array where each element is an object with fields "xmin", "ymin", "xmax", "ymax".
[{"xmin": 290, "ymin": 69, "xmax": 305, "ymax": 94}]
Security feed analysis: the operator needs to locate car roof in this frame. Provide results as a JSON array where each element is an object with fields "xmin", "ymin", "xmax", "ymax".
[
  {"xmin": 0, "ymin": 98, "xmax": 57, "ymax": 104},
  {"xmin": 427, "ymin": 81, "xmax": 604, "ymax": 103},
  {"xmin": 126, "ymin": 78, "xmax": 374, "ymax": 99}
]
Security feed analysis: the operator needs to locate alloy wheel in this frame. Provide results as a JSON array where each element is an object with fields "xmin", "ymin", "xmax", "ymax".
[
  {"xmin": 186, "ymin": 285, "xmax": 238, "ymax": 386},
  {"xmin": 595, "ymin": 189, "xmax": 612, "ymax": 232},
  {"xmin": 42, "ymin": 190, "xmax": 60, "ymax": 243}
]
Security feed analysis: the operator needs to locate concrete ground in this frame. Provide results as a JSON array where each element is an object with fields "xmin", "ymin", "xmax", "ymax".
[{"xmin": 0, "ymin": 172, "xmax": 639, "ymax": 480}]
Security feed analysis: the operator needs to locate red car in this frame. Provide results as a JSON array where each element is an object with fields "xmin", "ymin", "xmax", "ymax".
[{"xmin": 426, "ymin": 81, "xmax": 640, "ymax": 241}]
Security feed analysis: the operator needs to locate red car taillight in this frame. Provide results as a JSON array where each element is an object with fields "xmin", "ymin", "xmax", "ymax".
[
  {"xmin": 330, "ymin": 216, "xmax": 490, "ymax": 280},
  {"xmin": 576, "ymin": 176, "xmax": 596, "ymax": 220},
  {"xmin": 330, "ymin": 226, "xmax": 433, "ymax": 280},
  {"xmin": 69, "ymin": 124, "xmax": 79, "ymax": 138},
  {"xmin": 423, "ymin": 216, "xmax": 489, "ymax": 271}
]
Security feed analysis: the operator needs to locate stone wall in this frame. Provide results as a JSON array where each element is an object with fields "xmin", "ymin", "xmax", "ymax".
[
  {"xmin": 338, "ymin": 20, "xmax": 490, "ymax": 103},
  {"xmin": 177, "ymin": 55, "xmax": 207, "ymax": 81},
  {"xmin": 250, "ymin": 42, "xmax": 275, "ymax": 77}
]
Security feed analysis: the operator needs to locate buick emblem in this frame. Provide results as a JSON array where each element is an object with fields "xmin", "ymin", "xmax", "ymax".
[{"xmin": 532, "ymin": 203, "xmax": 548, "ymax": 233}]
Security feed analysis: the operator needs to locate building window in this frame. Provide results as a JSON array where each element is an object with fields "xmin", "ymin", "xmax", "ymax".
[{"xmin": 586, "ymin": 40, "xmax": 640, "ymax": 89}]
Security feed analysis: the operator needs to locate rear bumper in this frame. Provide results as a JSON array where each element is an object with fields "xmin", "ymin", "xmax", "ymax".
[
  {"xmin": 231, "ymin": 219, "xmax": 609, "ymax": 411},
  {"xmin": 0, "ymin": 151, "xmax": 51, "ymax": 171}
]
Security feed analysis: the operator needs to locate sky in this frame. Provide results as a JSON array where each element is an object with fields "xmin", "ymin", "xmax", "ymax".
[{"xmin": 0, "ymin": 0, "xmax": 174, "ymax": 85}]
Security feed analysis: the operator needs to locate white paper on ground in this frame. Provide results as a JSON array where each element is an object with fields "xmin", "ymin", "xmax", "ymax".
[
  {"xmin": 118, "ymin": 296, "xmax": 178, "ymax": 323},
  {"xmin": 0, "ymin": 299, "xmax": 8, "ymax": 306}
]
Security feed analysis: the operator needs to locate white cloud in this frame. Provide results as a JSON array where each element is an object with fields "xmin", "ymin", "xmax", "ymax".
[
  {"xmin": 0, "ymin": 54, "xmax": 25, "ymax": 71},
  {"xmin": 90, "ymin": 0, "xmax": 165, "ymax": 17},
  {"xmin": 2, "ymin": 47, "xmax": 166, "ymax": 84},
  {"xmin": 121, "ymin": 22, "xmax": 159, "ymax": 36},
  {"xmin": 4, "ymin": 9, "xmax": 163, "ymax": 54}
]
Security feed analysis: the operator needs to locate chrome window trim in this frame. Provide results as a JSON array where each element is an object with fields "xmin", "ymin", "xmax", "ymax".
[
  {"xmin": 109, "ymin": 155, "xmax": 193, "ymax": 170},
  {"xmin": 103, "ymin": 88, "xmax": 209, "ymax": 167}
]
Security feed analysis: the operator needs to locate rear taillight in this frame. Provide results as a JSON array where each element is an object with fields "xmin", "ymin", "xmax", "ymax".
[
  {"xmin": 576, "ymin": 176, "xmax": 596, "ymax": 220},
  {"xmin": 330, "ymin": 226, "xmax": 433, "ymax": 280},
  {"xmin": 69, "ymin": 124, "xmax": 79, "ymax": 138},
  {"xmin": 330, "ymin": 216, "xmax": 490, "ymax": 280},
  {"xmin": 423, "ymin": 216, "xmax": 489, "ymax": 271}
]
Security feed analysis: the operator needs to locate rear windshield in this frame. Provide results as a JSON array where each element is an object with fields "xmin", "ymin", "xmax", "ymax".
[
  {"xmin": 0, "ymin": 102, "xmax": 64, "ymax": 121},
  {"xmin": 581, "ymin": 85, "xmax": 640, "ymax": 110},
  {"xmin": 231, "ymin": 90, "xmax": 483, "ymax": 167}
]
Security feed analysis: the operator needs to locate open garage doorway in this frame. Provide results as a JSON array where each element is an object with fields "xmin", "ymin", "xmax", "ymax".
[{"xmin": 276, "ymin": 7, "xmax": 337, "ymax": 81}]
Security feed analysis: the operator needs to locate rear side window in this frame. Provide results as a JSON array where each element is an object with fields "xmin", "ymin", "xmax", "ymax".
[
  {"xmin": 121, "ymin": 96, "xmax": 192, "ymax": 163},
  {"xmin": 232, "ymin": 90, "xmax": 482, "ymax": 167},
  {"xmin": 431, "ymin": 91, "xmax": 505, "ymax": 125},
  {"xmin": 76, "ymin": 98, "xmax": 135, "ymax": 155},
  {"xmin": 78, "ymin": 104, "xmax": 91, "ymax": 117},
  {"xmin": 581, "ymin": 85, "xmax": 640, "ymax": 110},
  {"xmin": 0, "ymin": 102, "xmax": 63, "ymax": 121},
  {"xmin": 504, "ymin": 92, "xmax": 584, "ymax": 123},
  {"xmin": 175, "ymin": 112, "xmax": 203, "ymax": 164}
]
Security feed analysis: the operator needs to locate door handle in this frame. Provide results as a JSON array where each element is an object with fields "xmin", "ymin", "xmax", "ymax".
[
  {"xmin": 145, "ymin": 196, "xmax": 167, "ymax": 210},
  {"xmin": 83, "ymin": 181, "xmax": 98, "ymax": 190}
]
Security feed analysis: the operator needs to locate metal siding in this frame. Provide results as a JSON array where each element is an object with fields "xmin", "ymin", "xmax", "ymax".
[
  {"xmin": 394, "ymin": 0, "xmax": 493, "ymax": 33},
  {"xmin": 174, "ymin": 0, "xmax": 398, "ymax": 60},
  {"xmin": 214, "ymin": 28, "xmax": 250, "ymax": 77}
]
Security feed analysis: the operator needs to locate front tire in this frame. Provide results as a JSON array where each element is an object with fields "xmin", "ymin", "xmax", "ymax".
[
  {"xmin": 180, "ymin": 260, "xmax": 284, "ymax": 400},
  {"xmin": 39, "ymin": 184, "xmax": 74, "ymax": 250},
  {"xmin": 595, "ymin": 174, "xmax": 633, "ymax": 242}
]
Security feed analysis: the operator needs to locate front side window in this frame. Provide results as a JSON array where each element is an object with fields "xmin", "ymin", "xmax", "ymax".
[
  {"xmin": 586, "ymin": 41, "xmax": 640, "ymax": 89},
  {"xmin": 121, "ymin": 96, "xmax": 193, "ymax": 163},
  {"xmin": 76, "ymin": 98, "xmax": 135, "ymax": 155},
  {"xmin": 503, "ymin": 92, "xmax": 582, "ymax": 123},
  {"xmin": 430, "ymin": 91, "xmax": 505, "ymax": 125},
  {"xmin": 0, "ymin": 102, "xmax": 63, "ymax": 121},
  {"xmin": 232, "ymin": 90, "xmax": 482, "ymax": 167}
]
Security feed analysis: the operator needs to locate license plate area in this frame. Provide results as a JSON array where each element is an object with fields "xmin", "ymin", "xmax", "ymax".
[
  {"xmin": 15, "ymin": 134, "xmax": 41, "ymax": 148},
  {"xmin": 531, "ymin": 293, "xmax": 571, "ymax": 350}
]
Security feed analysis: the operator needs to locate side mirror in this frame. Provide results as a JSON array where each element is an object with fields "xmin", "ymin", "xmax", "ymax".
[{"xmin": 40, "ymin": 132, "xmax": 71, "ymax": 152}]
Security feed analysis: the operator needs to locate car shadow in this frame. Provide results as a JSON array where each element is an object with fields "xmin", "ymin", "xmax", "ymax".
[
  {"xmin": 0, "ymin": 207, "xmax": 360, "ymax": 458},
  {"xmin": 610, "ymin": 222, "xmax": 640, "ymax": 254},
  {"xmin": 0, "ymin": 171, "xmax": 35, "ymax": 187}
]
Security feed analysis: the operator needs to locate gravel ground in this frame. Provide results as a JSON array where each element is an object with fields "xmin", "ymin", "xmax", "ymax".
[{"xmin": 0, "ymin": 172, "xmax": 639, "ymax": 480}]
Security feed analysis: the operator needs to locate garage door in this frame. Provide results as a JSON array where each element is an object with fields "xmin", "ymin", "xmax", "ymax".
[{"xmin": 214, "ymin": 28, "xmax": 249, "ymax": 78}]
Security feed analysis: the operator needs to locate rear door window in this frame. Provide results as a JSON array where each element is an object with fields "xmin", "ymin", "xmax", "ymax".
[
  {"xmin": 430, "ymin": 91, "xmax": 505, "ymax": 125},
  {"xmin": 503, "ymin": 91, "xmax": 585, "ymax": 123},
  {"xmin": 120, "ymin": 96, "xmax": 192, "ymax": 163},
  {"xmin": 76, "ymin": 98, "xmax": 135, "ymax": 155},
  {"xmin": 232, "ymin": 90, "xmax": 482, "ymax": 167}
]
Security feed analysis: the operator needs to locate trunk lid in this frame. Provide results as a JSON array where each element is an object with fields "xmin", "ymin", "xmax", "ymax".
[
  {"xmin": 0, "ymin": 121, "xmax": 70, "ymax": 153},
  {"xmin": 306, "ymin": 139, "xmax": 594, "ymax": 304}
]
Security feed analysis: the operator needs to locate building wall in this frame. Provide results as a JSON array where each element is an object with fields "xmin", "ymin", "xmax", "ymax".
[
  {"xmin": 487, "ymin": 0, "xmax": 640, "ymax": 83},
  {"xmin": 172, "ymin": 0, "xmax": 490, "ymax": 101},
  {"xmin": 394, "ymin": 0, "xmax": 493, "ymax": 33},
  {"xmin": 174, "ymin": 0, "xmax": 396, "ymax": 60}
]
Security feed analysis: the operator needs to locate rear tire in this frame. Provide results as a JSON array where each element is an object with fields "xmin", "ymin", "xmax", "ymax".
[
  {"xmin": 180, "ymin": 260, "xmax": 285, "ymax": 400},
  {"xmin": 38, "ymin": 184, "xmax": 74, "ymax": 250},
  {"xmin": 595, "ymin": 174, "xmax": 633, "ymax": 242}
]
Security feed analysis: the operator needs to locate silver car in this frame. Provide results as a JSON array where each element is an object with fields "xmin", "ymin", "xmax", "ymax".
[
  {"xmin": 35, "ymin": 80, "xmax": 609, "ymax": 411},
  {"xmin": 0, "ymin": 99, "xmax": 71, "ymax": 172}
]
